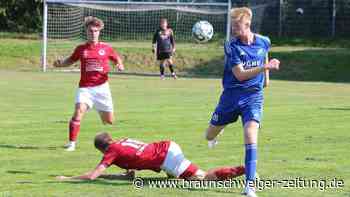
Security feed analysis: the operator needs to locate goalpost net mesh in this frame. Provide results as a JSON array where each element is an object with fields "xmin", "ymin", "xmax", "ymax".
[{"xmin": 44, "ymin": 0, "xmax": 270, "ymax": 72}]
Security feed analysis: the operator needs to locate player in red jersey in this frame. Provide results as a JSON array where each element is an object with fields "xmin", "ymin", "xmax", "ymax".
[
  {"xmin": 53, "ymin": 17, "xmax": 124, "ymax": 151},
  {"xmin": 56, "ymin": 132, "xmax": 245, "ymax": 181}
]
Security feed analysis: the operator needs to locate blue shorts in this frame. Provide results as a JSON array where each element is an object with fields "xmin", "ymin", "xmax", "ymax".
[{"xmin": 210, "ymin": 88, "xmax": 263, "ymax": 126}]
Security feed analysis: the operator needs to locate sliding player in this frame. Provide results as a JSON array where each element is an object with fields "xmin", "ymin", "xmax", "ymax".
[
  {"xmin": 53, "ymin": 17, "xmax": 124, "ymax": 151},
  {"xmin": 152, "ymin": 18, "xmax": 177, "ymax": 80},
  {"xmin": 56, "ymin": 132, "xmax": 245, "ymax": 181},
  {"xmin": 204, "ymin": 7, "xmax": 280, "ymax": 197}
]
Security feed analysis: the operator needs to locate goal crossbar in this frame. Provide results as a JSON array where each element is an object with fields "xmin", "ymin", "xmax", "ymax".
[{"xmin": 46, "ymin": 0, "xmax": 228, "ymax": 7}]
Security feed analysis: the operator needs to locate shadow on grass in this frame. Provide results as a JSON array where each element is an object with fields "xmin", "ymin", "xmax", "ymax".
[
  {"xmin": 46, "ymin": 175, "xmax": 239, "ymax": 194},
  {"xmin": 7, "ymin": 170, "xmax": 34, "ymax": 174},
  {"xmin": 319, "ymin": 107, "xmax": 350, "ymax": 111},
  {"xmin": 184, "ymin": 48, "xmax": 350, "ymax": 83},
  {"xmin": 0, "ymin": 144, "xmax": 59, "ymax": 150}
]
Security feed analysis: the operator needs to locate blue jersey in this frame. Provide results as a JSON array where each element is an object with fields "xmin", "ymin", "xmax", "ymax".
[{"xmin": 222, "ymin": 34, "xmax": 271, "ymax": 91}]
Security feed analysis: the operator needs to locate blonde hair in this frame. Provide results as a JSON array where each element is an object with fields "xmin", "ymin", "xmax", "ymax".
[
  {"xmin": 231, "ymin": 7, "xmax": 252, "ymax": 22},
  {"xmin": 84, "ymin": 16, "xmax": 104, "ymax": 30}
]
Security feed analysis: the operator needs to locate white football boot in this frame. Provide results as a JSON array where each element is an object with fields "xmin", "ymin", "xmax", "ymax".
[
  {"xmin": 207, "ymin": 129, "xmax": 224, "ymax": 149},
  {"xmin": 242, "ymin": 186, "xmax": 258, "ymax": 197},
  {"xmin": 64, "ymin": 141, "xmax": 76, "ymax": 152}
]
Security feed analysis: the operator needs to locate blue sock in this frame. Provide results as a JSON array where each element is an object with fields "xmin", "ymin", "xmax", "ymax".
[{"xmin": 245, "ymin": 144, "xmax": 257, "ymax": 184}]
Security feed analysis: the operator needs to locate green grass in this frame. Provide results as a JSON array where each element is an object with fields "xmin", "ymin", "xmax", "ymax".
[{"xmin": 0, "ymin": 71, "xmax": 349, "ymax": 197}]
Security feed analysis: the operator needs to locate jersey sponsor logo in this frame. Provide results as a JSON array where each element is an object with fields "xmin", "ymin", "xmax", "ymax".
[
  {"xmin": 98, "ymin": 49, "xmax": 106, "ymax": 56},
  {"xmin": 86, "ymin": 59, "xmax": 103, "ymax": 72},
  {"xmin": 243, "ymin": 60, "xmax": 262, "ymax": 69}
]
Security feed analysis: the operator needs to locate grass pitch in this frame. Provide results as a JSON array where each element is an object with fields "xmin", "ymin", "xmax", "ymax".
[{"xmin": 0, "ymin": 71, "xmax": 349, "ymax": 197}]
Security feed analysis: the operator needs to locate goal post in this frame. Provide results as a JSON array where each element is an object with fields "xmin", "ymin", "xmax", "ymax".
[
  {"xmin": 41, "ymin": 0, "xmax": 230, "ymax": 72},
  {"xmin": 41, "ymin": 0, "xmax": 271, "ymax": 72}
]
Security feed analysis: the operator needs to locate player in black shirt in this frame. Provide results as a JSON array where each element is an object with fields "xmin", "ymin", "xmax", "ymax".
[{"xmin": 152, "ymin": 18, "xmax": 177, "ymax": 79}]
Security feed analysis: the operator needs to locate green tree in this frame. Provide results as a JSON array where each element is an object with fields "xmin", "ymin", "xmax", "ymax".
[{"xmin": 0, "ymin": 0, "xmax": 42, "ymax": 33}]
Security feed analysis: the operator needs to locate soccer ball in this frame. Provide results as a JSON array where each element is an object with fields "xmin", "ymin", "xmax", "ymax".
[
  {"xmin": 296, "ymin": 8, "xmax": 304, "ymax": 15},
  {"xmin": 192, "ymin": 21, "xmax": 214, "ymax": 43}
]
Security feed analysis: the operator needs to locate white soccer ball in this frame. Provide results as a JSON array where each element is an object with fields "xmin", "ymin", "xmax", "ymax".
[
  {"xmin": 192, "ymin": 21, "xmax": 214, "ymax": 43},
  {"xmin": 296, "ymin": 8, "xmax": 304, "ymax": 15}
]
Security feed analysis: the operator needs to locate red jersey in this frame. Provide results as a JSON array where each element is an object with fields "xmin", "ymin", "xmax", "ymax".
[
  {"xmin": 100, "ymin": 139, "xmax": 170, "ymax": 172},
  {"xmin": 68, "ymin": 42, "xmax": 120, "ymax": 87}
]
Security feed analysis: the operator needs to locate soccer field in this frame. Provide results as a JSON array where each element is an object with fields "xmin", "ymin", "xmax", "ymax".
[{"xmin": 0, "ymin": 71, "xmax": 349, "ymax": 197}]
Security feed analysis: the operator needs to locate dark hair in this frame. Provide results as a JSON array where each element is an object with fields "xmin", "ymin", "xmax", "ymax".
[{"xmin": 94, "ymin": 132, "xmax": 112, "ymax": 152}]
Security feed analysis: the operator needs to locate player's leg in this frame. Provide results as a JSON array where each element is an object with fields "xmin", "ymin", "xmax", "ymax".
[
  {"xmin": 205, "ymin": 89, "xmax": 240, "ymax": 148},
  {"xmin": 159, "ymin": 59, "xmax": 166, "ymax": 80},
  {"xmin": 166, "ymin": 58, "xmax": 177, "ymax": 79},
  {"xmin": 205, "ymin": 124, "xmax": 225, "ymax": 140},
  {"xmin": 179, "ymin": 162, "xmax": 245, "ymax": 181},
  {"xmin": 94, "ymin": 83, "xmax": 115, "ymax": 125},
  {"xmin": 206, "ymin": 165, "xmax": 245, "ymax": 180},
  {"xmin": 161, "ymin": 142, "xmax": 245, "ymax": 181},
  {"xmin": 66, "ymin": 87, "xmax": 93, "ymax": 151},
  {"xmin": 205, "ymin": 124, "xmax": 226, "ymax": 148},
  {"xmin": 241, "ymin": 95, "xmax": 263, "ymax": 197},
  {"xmin": 98, "ymin": 111, "xmax": 114, "ymax": 125},
  {"xmin": 243, "ymin": 120, "xmax": 259, "ymax": 182},
  {"xmin": 160, "ymin": 142, "xmax": 193, "ymax": 178},
  {"xmin": 65, "ymin": 103, "xmax": 89, "ymax": 151}
]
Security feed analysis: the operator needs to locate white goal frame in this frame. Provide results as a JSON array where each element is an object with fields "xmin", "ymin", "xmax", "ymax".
[{"xmin": 42, "ymin": 0, "xmax": 231, "ymax": 72}]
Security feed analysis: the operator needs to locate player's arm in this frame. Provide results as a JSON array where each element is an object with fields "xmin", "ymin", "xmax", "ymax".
[
  {"xmin": 152, "ymin": 30, "xmax": 157, "ymax": 53},
  {"xmin": 264, "ymin": 53, "xmax": 270, "ymax": 88},
  {"xmin": 109, "ymin": 48, "xmax": 124, "ymax": 71},
  {"xmin": 170, "ymin": 29, "xmax": 176, "ymax": 53},
  {"xmin": 113, "ymin": 54, "xmax": 124, "ymax": 71},
  {"xmin": 53, "ymin": 57, "xmax": 75, "ymax": 67},
  {"xmin": 56, "ymin": 164, "xmax": 107, "ymax": 181},
  {"xmin": 232, "ymin": 58, "xmax": 280, "ymax": 82},
  {"xmin": 54, "ymin": 46, "xmax": 80, "ymax": 67},
  {"xmin": 98, "ymin": 170, "xmax": 135, "ymax": 180}
]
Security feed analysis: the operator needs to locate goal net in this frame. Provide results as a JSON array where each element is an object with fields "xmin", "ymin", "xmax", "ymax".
[
  {"xmin": 42, "ymin": 0, "xmax": 230, "ymax": 72},
  {"xmin": 42, "ymin": 0, "xmax": 271, "ymax": 73}
]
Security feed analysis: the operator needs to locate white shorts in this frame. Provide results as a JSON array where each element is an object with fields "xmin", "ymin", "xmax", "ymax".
[
  {"xmin": 75, "ymin": 82, "xmax": 114, "ymax": 112},
  {"xmin": 160, "ymin": 142, "xmax": 192, "ymax": 178}
]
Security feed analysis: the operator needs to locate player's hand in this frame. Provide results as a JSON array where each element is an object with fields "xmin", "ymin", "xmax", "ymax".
[
  {"xmin": 124, "ymin": 170, "xmax": 135, "ymax": 179},
  {"xmin": 53, "ymin": 59, "xmax": 62, "ymax": 67},
  {"xmin": 116, "ymin": 64, "xmax": 124, "ymax": 71},
  {"xmin": 56, "ymin": 176, "xmax": 71, "ymax": 181},
  {"xmin": 264, "ymin": 58, "xmax": 280, "ymax": 70},
  {"xmin": 172, "ymin": 48, "xmax": 176, "ymax": 53}
]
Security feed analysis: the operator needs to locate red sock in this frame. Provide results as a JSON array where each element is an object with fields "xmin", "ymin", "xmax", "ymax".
[
  {"xmin": 214, "ymin": 166, "xmax": 245, "ymax": 180},
  {"xmin": 69, "ymin": 118, "xmax": 80, "ymax": 141}
]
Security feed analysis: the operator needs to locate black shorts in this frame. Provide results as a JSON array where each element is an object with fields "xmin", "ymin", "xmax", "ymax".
[{"xmin": 157, "ymin": 52, "xmax": 172, "ymax": 60}]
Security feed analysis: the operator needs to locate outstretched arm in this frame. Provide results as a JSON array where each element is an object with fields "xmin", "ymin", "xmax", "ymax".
[
  {"xmin": 53, "ymin": 57, "xmax": 75, "ymax": 67},
  {"xmin": 56, "ymin": 164, "xmax": 107, "ymax": 181},
  {"xmin": 99, "ymin": 170, "xmax": 135, "ymax": 180}
]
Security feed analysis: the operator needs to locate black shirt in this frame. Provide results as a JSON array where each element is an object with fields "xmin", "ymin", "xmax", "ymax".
[{"xmin": 152, "ymin": 28, "xmax": 175, "ymax": 53}]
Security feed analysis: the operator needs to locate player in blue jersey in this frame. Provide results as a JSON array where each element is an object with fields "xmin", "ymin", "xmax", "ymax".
[{"xmin": 204, "ymin": 7, "xmax": 280, "ymax": 197}]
